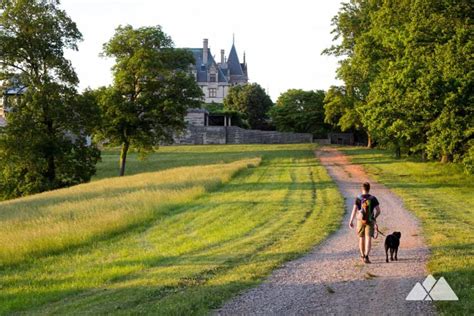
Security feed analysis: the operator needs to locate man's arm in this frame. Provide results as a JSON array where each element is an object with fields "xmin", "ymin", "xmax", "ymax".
[
  {"xmin": 349, "ymin": 204, "xmax": 357, "ymax": 229},
  {"xmin": 374, "ymin": 205, "xmax": 381, "ymax": 220}
]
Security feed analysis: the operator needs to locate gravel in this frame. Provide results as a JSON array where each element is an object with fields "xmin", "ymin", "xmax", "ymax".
[{"xmin": 215, "ymin": 147, "xmax": 436, "ymax": 315}]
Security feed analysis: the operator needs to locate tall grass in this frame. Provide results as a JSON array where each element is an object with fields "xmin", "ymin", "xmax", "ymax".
[
  {"xmin": 341, "ymin": 147, "xmax": 473, "ymax": 315},
  {"xmin": 0, "ymin": 144, "xmax": 344, "ymax": 314},
  {"xmin": 0, "ymin": 159, "xmax": 260, "ymax": 266}
]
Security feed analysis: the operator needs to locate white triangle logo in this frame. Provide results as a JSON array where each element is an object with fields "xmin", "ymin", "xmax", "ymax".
[
  {"xmin": 429, "ymin": 277, "xmax": 459, "ymax": 301},
  {"xmin": 422, "ymin": 274, "xmax": 436, "ymax": 292},
  {"xmin": 406, "ymin": 282, "xmax": 428, "ymax": 300},
  {"xmin": 406, "ymin": 275, "xmax": 458, "ymax": 301}
]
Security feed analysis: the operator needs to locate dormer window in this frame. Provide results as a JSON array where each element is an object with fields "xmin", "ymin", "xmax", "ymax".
[{"xmin": 209, "ymin": 73, "xmax": 216, "ymax": 82}]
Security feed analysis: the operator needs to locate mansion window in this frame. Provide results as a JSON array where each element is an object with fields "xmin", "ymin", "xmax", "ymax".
[
  {"xmin": 209, "ymin": 88, "xmax": 217, "ymax": 98},
  {"xmin": 209, "ymin": 73, "xmax": 216, "ymax": 82}
]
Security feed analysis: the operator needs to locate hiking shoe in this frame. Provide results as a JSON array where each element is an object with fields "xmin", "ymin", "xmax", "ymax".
[{"xmin": 364, "ymin": 255, "xmax": 371, "ymax": 264}]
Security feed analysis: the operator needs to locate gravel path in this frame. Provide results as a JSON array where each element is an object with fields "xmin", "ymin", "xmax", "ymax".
[{"xmin": 215, "ymin": 147, "xmax": 435, "ymax": 315}]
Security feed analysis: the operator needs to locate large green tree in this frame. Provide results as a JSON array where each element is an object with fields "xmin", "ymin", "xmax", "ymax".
[
  {"xmin": 323, "ymin": 0, "xmax": 382, "ymax": 147},
  {"xmin": 270, "ymin": 89, "xmax": 331, "ymax": 138},
  {"xmin": 0, "ymin": 0, "xmax": 100, "ymax": 199},
  {"xmin": 325, "ymin": 0, "xmax": 473, "ymax": 167},
  {"xmin": 363, "ymin": 0, "xmax": 473, "ymax": 161},
  {"xmin": 98, "ymin": 25, "xmax": 203, "ymax": 176},
  {"xmin": 323, "ymin": 86, "xmax": 362, "ymax": 133},
  {"xmin": 224, "ymin": 83, "xmax": 273, "ymax": 130}
]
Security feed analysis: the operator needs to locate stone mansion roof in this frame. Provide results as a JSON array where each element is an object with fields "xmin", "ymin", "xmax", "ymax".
[{"xmin": 186, "ymin": 38, "xmax": 248, "ymax": 85}]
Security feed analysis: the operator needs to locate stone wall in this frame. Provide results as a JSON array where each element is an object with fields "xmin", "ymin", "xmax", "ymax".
[
  {"xmin": 173, "ymin": 126, "xmax": 312, "ymax": 145},
  {"xmin": 328, "ymin": 132, "xmax": 354, "ymax": 145},
  {"xmin": 225, "ymin": 127, "xmax": 312, "ymax": 144},
  {"xmin": 185, "ymin": 110, "xmax": 207, "ymax": 126}
]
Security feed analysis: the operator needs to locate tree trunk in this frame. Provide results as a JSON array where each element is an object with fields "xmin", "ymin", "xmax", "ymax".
[
  {"xmin": 367, "ymin": 134, "xmax": 373, "ymax": 148},
  {"xmin": 440, "ymin": 154, "xmax": 450, "ymax": 163},
  {"xmin": 395, "ymin": 146, "xmax": 401, "ymax": 159},
  {"xmin": 119, "ymin": 141, "xmax": 130, "ymax": 176},
  {"xmin": 46, "ymin": 153, "xmax": 56, "ymax": 182},
  {"xmin": 45, "ymin": 117, "xmax": 56, "ymax": 183}
]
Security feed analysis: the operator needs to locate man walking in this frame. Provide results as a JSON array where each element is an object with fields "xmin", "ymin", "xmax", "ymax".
[{"xmin": 349, "ymin": 182, "xmax": 381, "ymax": 263}]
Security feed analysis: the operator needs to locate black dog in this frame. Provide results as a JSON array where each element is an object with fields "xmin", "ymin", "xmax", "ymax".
[{"xmin": 384, "ymin": 232, "xmax": 401, "ymax": 263}]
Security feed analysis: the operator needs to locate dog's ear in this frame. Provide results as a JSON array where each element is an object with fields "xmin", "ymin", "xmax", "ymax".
[{"xmin": 395, "ymin": 232, "xmax": 401, "ymax": 238}]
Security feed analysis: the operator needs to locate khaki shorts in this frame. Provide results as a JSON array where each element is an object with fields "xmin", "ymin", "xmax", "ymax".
[{"xmin": 357, "ymin": 220, "xmax": 374, "ymax": 238}]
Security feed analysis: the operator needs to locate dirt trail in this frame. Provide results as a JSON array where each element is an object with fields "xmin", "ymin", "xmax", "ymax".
[{"xmin": 216, "ymin": 147, "xmax": 435, "ymax": 315}]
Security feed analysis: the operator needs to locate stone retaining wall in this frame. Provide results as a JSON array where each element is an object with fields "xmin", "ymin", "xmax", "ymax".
[{"xmin": 173, "ymin": 126, "xmax": 312, "ymax": 145}]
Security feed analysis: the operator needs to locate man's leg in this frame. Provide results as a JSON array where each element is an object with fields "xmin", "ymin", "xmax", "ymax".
[
  {"xmin": 359, "ymin": 236, "xmax": 365, "ymax": 257},
  {"xmin": 363, "ymin": 224, "xmax": 374, "ymax": 263},
  {"xmin": 365, "ymin": 235, "xmax": 372, "ymax": 256}
]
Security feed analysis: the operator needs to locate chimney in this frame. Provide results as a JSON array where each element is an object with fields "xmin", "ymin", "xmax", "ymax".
[
  {"xmin": 220, "ymin": 49, "xmax": 225, "ymax": 64},
  {"xmin": 202, "ymin": 39, "xmax": 208, "ymax": 65}
]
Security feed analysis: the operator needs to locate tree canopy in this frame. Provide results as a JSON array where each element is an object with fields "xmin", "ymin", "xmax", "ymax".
[
  {"xmin": 224, "ymin": 83, "xmax": 273, "ymax": 130},
  {"xmin": 0, "ymin": 0, "xmax": 100, "ymax": 199},
  {"xmin": 271, "ymin": 89, "xmax": 331, "ymax": 138},
  {"xmin": 97, "ymin": 25, "xmax": 203, "ymax": 176},
  {"xmin": 325, "ymin": 0, "xmax": 473, "ymax": 168}
]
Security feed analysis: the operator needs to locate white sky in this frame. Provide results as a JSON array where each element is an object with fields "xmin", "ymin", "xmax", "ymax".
[{"xmin": 62, "ymin": 0, "xmax": 343, "ymax": 102}]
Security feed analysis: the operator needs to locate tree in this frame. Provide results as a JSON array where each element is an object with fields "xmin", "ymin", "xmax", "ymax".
[
  {"xmin": 325, "ymin": 0, "xmax": 473, "ymax": 166},
  {"xmin": 361, "ymin": 0, "xmax": 473, "ymax": 161},
  {"xmin": 224, "ymin": 83, "xmax": 273, "ymax": 130},
  {"xmin": 270, "ymin": 89, "xmax": 331, "ymax": 138},
  {"xmin": 322, "ymin": 0, "xmax": 383, "ymax": 147},
  {"xmin": 98, "ymin": 25, "xmax": 203, "ymax": 176},
  {"xmin": 323, "ymin": 86, "xmax": 361, "ymax": 130},
  {"xmin": 0, "ymin": 0, "xmax": 100, "ymax": 199}
]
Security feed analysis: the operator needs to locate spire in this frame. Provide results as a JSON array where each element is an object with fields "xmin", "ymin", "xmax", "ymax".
[
  {"xmin": 227, "ymin": 41, "xmax": 243, "ymax": 76},
  {"xmin": 243, "ymin": 51, "xmax": 246, "ymax": 64},
  {"xmin": 232, "ymin": 33, "xmax": 235, "ymax": 45}
]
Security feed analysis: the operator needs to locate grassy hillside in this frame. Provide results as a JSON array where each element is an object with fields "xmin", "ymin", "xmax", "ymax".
[
  {"xmin": 1, "ymin": 144, "xmax": 344, "ymax": 314},
  {"xmin": 340, "ymin": 147, "xmax": 473, "ymax": 315},
  {"xmin": 0, "ymin": 159, "xmax": 258, "ymax": 266}
]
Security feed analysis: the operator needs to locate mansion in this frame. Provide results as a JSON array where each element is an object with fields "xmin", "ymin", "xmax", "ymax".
[
  {"xmin": 0, "ymin": 85, "xmax": 24, "ymax": 127},
  {"xmin": 0, "ymin": 38, "xmax": 248, "ymax": 127},
  {"xmin": 187, "ymin": 38, "xmax": 248, "ymax": 103}
]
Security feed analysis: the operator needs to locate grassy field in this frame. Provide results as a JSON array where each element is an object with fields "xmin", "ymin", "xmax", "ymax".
[
  {"xmin": 0, "ymin": 144, "xmax": 344, "ymax": 314},
  {"xmin": 340, "ymin": 147, "xmax": 473, "ymax": 315},
  {"xmin": 95, "ymin": 144, "xmax": 306, "ymax": 180},
  {"xmin": 0, "ymin": 159, "xmax": 258, "ymax": 266}
]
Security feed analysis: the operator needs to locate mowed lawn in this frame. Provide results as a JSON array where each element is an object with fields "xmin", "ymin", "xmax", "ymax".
[
  {"xmin": 1, "ymin": 144, "xmax": 344, "ymax": 314},
  {"xmin": 340, "ymin": 147, "xmax": 473, "ymax": 315},
  {"xmin": 94, "ymin": 144, "xmax": 307, "ymax": 180}
]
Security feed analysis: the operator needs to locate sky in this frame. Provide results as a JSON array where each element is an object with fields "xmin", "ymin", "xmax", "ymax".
[{"xmin": 61, "ymin": 0, "xmax": 343, "ymax": 102}]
